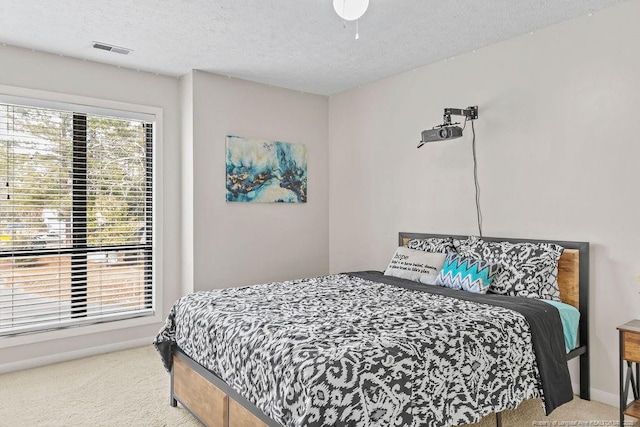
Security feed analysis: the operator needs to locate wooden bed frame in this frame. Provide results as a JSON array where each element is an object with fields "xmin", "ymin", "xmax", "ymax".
[{"xmin": 169, "ymin": 232, "xmax": 590, "ymax": 427}]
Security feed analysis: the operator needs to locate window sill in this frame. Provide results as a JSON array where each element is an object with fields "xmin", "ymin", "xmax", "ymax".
[{"xmin": 0, "ymin": 311, "xmax": 164, "ymax": 349}]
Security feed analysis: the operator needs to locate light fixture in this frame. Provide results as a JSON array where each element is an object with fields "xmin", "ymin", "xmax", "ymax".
[
  {"xmin": 333, "ymin": 0, "xmax": 370, "ymax": 39},
  {"xmin": 333, "ymin": 0, "xmax": 369, "ymax": 21}
]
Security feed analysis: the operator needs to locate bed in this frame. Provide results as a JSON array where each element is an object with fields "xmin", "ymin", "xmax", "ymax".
[{"xmin": 154, "ymin": 232, "xmax": 590, "ymax": 427}]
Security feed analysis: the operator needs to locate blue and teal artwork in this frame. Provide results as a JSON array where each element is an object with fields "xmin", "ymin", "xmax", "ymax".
[{"xmin": 226, "ymin": 135, "xmax": 307, "ymax": 203}]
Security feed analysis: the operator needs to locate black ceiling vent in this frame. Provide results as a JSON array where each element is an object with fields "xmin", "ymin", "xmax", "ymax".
[{"xmin": 91, "ymin": 42, "xmax": 133, "ymax": 55}]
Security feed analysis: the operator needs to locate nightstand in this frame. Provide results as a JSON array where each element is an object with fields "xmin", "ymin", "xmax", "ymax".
[{"xmin": 618, "ymin": 320, "xmax": 640, "ymax": 426}]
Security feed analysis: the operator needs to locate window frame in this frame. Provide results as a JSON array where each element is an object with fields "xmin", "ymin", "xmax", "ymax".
[{"xmin": 0, "ymin": 86, "xmax": 163, "ymax": 348}]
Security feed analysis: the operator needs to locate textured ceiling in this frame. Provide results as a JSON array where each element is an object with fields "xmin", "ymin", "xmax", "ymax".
[{"xmin": 0, "ymin": 0, "xmax": 626, "ymax": 95}]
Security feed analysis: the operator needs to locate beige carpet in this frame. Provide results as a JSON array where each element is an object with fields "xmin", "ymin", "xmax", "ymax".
[{"xmin": 0, "ymin": 346, "xmax": 635, "ymax": 427}]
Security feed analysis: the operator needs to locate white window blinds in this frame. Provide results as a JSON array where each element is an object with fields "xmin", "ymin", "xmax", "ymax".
[{"xmin": 0, "ymin": 100, "xmax": 154, "ymax": 336}]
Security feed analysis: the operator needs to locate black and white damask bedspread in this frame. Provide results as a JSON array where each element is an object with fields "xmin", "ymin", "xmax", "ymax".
[{"xmin": 154, "ymin": 272, "xmax": 572, "ymax": 427}]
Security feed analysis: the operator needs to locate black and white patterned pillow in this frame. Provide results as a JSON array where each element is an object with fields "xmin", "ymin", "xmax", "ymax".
[
  {"xmin": 453, "ymin": 236, "xmax": 478, "ymax": 253},
  {"xmin": 406, "ymin": 237, "xmax": 456, "ymax": 254},
  {"xmin": 457, "ymin": 236, "xmax": 564, "ymax": 301}
]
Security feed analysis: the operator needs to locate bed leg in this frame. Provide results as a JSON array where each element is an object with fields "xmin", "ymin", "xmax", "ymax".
[
  {"xmin": 496, "ymin": 412, "xmax": 502, "ymax": 427},
  {"xmin": 170, "ymin": 364, "xmax": 177, "ymax": 407},
  {"xmin": 580, "ymin": 352, "xmax": 590, "ymax": 400}
]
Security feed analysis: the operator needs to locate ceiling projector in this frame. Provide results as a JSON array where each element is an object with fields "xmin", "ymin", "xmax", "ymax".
[
  {"xmin": 420, "ymin": 126, "xmax": 463, "ymax": 143},
  {"xmin": 418, "ymin": 106, "xmax": 478, "ymax": 148}
]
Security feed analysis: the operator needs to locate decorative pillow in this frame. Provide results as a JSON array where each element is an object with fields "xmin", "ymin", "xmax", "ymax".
[
  {"xmin": 406, "ymin": 237, "xmax": 456, "ymax": 254},
  {"xmin": 453, "ymin": 235, "xmax": 482, "ymax": 254},
  {"xmin": 434, "ymin": 253, "xmax": 500, "ymax": 294},
  {"xmin": 384, "ymin": 247, "xmax": 447, "ymax": 283},
  {"xmin": 457, "ymin": 237, "xmax": 564, "ymax": 300}
]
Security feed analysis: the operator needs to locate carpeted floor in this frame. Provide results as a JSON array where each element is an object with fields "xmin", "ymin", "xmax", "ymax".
[{"xmin": 0, "ymin": 346, "xmax": 635, "ymax": 427}]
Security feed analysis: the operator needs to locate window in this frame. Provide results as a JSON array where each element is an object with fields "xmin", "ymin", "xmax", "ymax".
[{"xmin": 0, "ymin": 98, "xmax": 154, "ymax": 336}]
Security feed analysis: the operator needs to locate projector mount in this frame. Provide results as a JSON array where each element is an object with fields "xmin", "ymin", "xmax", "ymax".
[{"xmin": 442, "ymin": 106, "xmax": 478, "ymax": 126}]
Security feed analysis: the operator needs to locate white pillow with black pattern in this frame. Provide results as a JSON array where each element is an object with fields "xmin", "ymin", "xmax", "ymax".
[
  {"xmin": 456, "ymin": 236, "xmax": 564, "ymax": 301},
  {"xmin": 384, "ymin": 247, "xmax": 447, "ymax": 284},
  {"xmin": 406, "ymin": 237, "xmax": 456, "ymax": 254}
]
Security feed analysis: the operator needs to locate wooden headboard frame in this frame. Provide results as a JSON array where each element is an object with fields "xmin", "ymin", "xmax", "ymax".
[{"xmin": 399, "ymin": 232, "xmax": 590, "ymax": 400}]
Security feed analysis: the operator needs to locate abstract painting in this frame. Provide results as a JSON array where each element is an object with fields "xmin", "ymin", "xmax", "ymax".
[{"xmin": 226, "ymin": 135, "xmax": 307, "ymax": 203}]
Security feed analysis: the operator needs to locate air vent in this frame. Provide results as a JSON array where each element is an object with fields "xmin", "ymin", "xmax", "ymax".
[{"xmin": 91, "ymin": 41, "xmax": 133, "ymax": 55}]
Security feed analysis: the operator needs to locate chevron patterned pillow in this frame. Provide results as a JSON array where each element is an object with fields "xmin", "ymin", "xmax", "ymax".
[{"xmin": 434, "ymin": 253, "xmax": 500, "ymax": 294}]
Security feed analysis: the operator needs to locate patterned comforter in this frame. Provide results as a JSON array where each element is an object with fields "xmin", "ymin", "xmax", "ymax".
[{"xmin": 154, "ymin": 272, "xmax": 572, "ymax": 427}]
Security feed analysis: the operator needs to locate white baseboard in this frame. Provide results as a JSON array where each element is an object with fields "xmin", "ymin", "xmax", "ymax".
[
  {"xmin": 590, "ymin": 386, "xmax": 621, "ymax": 408},
  {"xmin": 572, "ymin": 381, "xmax": 620, "ymax": 407},
  {"xmin": 0, "ymin": 337, "xmax": 152, "ymax": 374}
]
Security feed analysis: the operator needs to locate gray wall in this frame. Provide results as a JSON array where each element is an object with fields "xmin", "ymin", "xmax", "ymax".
[
  {"xmin": 328, "ymin": 0, "xmax": 640, "ymax": 404},
  {"xmin": 187, "ymin": 71, "xmax": 329, "ymax": 291},
  {"xmin": 180, "ymin": 71, "xmax": 195, "ymax": 296}
]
